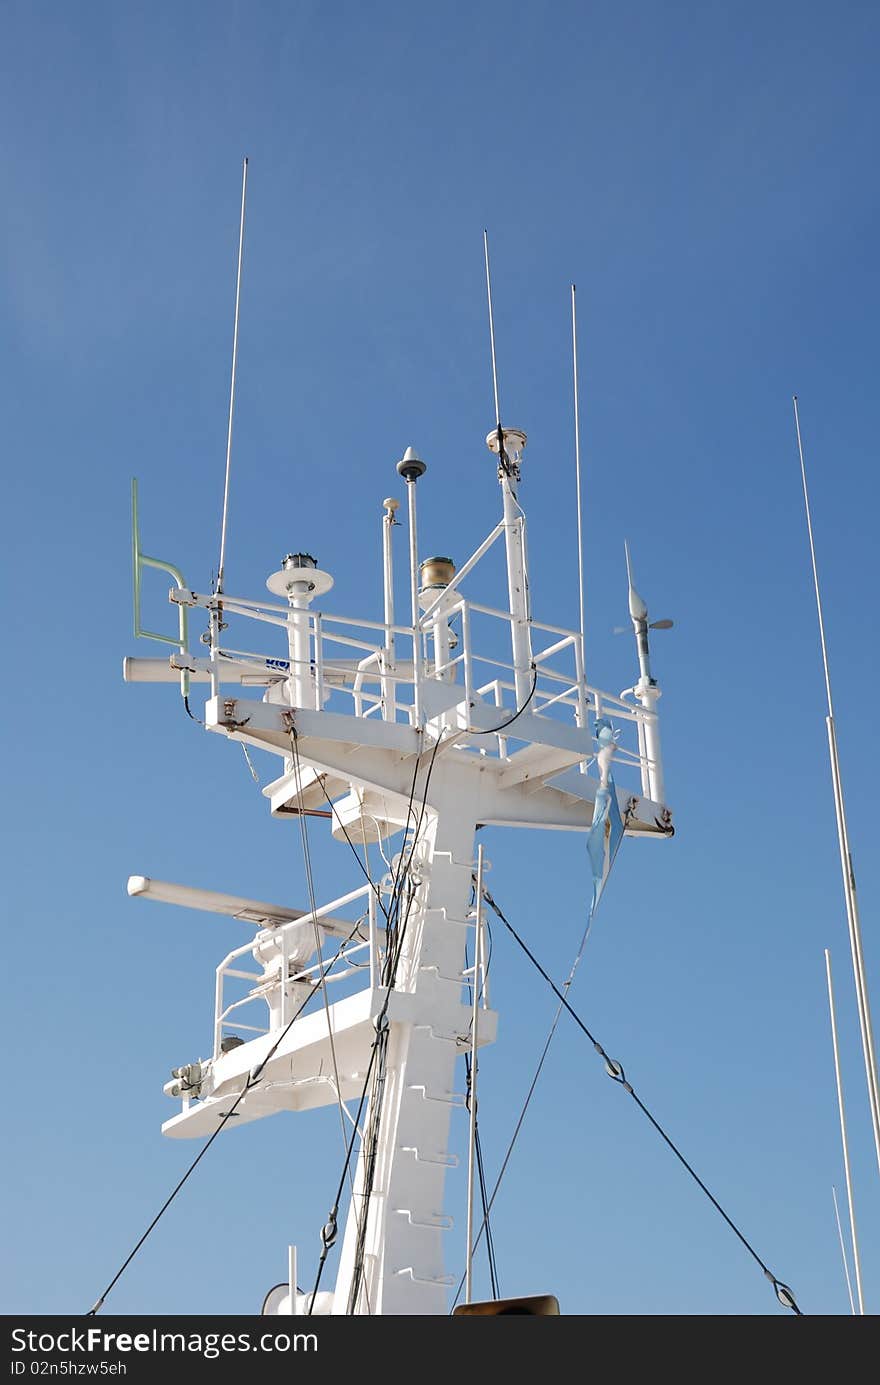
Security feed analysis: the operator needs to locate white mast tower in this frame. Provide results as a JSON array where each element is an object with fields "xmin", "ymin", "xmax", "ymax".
[{"xmin": 123, "ymin": 419, "xmax": 672, "ymax": 1314}]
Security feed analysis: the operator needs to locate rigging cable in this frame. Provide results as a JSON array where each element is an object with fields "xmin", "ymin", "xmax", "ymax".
[
  {"xmin": 464, "ymin": 1052, "xmax": 501, "ymax": 1300},
  {"xmin": 480, "ymin": 886, "xmax": 803, "ymax": 1316},
  {"xmin": 451, "ymin": 805, "xmax": 633, "ymax": 1308},
  {"xmin": 461, "ymin": 920, "xmax": 500, "ymax": 1298},
  {"xmin": 450, "ymin": 893, "xmax": 608, "ymax": 1308},
  {"xmin": 85, "ymin": 920, "xmax": 364, "ymax": 1316}
]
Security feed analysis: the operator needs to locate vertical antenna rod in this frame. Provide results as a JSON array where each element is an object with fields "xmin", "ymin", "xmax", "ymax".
[
  {"xmin": 483, "ymin": 230, "xmax": 501, "ymax": 429},
  {"xmin": 831, "ymin": 1187, "xmax": 856, "ymax": 1316},
  {"xmin": 396, "ymin": 447, "xmax": 427, "ymax": 727},
  {"xmin": 465, "ymin": 842, "xmax": 485, "ymax": 1306},
  {"xmin": 824, "ymin": 948, "xmax": 865, "ymax": 1314},
  {"xmin": 482, "ymin": 231, "xmax": 533, "ymax": 705},
  {"xmin": 571, "ymin": 285, "xmax": 586, "ymax": 676},
  {"xmin": 794, "ymin": 396, "xmax": 880, "ymax": 1178},
  {"xmin": 216, "ymin": 156, "xmax": 249, "ymax": 597}
]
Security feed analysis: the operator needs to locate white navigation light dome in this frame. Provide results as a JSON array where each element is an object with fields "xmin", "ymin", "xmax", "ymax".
[{"xmin": 266, "ymin": 551, "xmax": 334, "ymax": 599}]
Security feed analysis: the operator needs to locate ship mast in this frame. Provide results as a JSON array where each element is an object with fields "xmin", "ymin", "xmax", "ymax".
[
  {"xmin": 124, "ymin": 418, "xmax": 671, "ymax": 1313},
  {"xmin": 121, "ymin": 225, "xmax": 673, "ymax": 1314}
]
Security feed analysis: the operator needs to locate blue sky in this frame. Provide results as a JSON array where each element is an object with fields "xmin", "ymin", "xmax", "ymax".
[{"xmin": 2, "ymin": 0, "xmax": 878, "ymax": 1317}]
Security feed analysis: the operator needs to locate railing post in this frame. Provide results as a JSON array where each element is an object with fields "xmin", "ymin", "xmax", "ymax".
[
  {"xmin": 214, "ymin": 965, "xmax": 224, "ymax": 1060},
  {"xmin": 574, "ymin": 633, "xmax": 587, "ymax": 730},
  {"xmin": 313, "ymin": 613, "xmax": 324, "ymax": 709},
  {"xmin": 461, "ymin": 601, "xmax": 474, "ymax": 721},
  {"xmin": 382, "ymin": 498, "xmax": 398, "ymax": 723}
]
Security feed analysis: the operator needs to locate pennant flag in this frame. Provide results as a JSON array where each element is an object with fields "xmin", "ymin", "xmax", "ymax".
[{"xmin": 586, "ymin": 717, "xmax": 625, "ymax": 917}]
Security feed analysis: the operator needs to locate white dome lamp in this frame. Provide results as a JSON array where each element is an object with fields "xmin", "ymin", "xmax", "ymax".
[
  {"xmin": 266, "ymin": 551, "xmax": 334, "ymax": 601},
  {"xmin": 266, "ymin": 553, "xmax": 334, "ymax": 708}
]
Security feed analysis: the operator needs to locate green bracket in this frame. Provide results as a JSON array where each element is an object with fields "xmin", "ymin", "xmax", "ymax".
[{"xmin": 131, "ymin": 478, "xmax": 190, "ymax": 696}]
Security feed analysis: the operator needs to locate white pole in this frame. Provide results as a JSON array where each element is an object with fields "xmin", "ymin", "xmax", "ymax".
[
  {"xmin": 794, "ymin": 396, "xmax": 880, "ymax": 1178},
  {"xmin": 288, "ymin": 1244, "xmax": 298, "ymax": 1316},
  {"xmin": 483, "ymin": 231, "xmax": 501, "ymax": 428},
  {"xmin": 824, "ymin": 949, "xmax": 865, "ymax": 1314},
  {"xmin": 500, "ymin": 468, "xmax": 533, "ymax": 706},
  {"xmin": 406, "ymin": 479, "xmax": 423, "ymax": 727},
  {"xmin": 571, "ymin": 285, "xmax": 586, "ymax": 684},
  {"xmin": 625, "ymin": 542, "xmax": 664, "ymax": 804},
  {"xmin": 465, "ymin": 843, "xmax": 484, "ymax": 1306},
  {"xmin": 827, "ymin": 713, "xmax": 880, "ymax": 1166},
  {"xmin": 381, "ymin": 499, "xmax": 398, "ymax": 722},
  {"xmin": 289, "ymin": 593, "xmax": 312, "ymax": 709},
  {"xmin": 831, "ymin": 1187, "xmax": 856, "ymax": 1316},
  {"xmin": 482, "ymin": 232, "xmax": 532, "ymax": 708},
  {"xmin": 216, "ymin": 156, "xmax": 249, "ymax": 598}
]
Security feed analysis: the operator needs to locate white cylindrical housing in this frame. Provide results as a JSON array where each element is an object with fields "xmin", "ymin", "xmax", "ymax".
[
  {"xmin": 406, "ymin": 482, "xmax": 423, "ymax": 726},
  {"xmin": 382, "ymin": 500, "xmax": 398, "ymax": 722},
  {"xmin": 266, "ymin": 555, "xmax": 333, "ymax": 710},
  {"xmin": 288, "ymin": 594, "xmax": 312, "ymax": 708},
  {"xmin": 501, "ymin": 478, "xmax": 533, "ymax": 705},
  {"xmin": 636, "ymin": 679, "xmax": 664, "ymax": 806},
  {"xmin": 420, "ymin": 557, "xmax": 457, "ymax": 696}
]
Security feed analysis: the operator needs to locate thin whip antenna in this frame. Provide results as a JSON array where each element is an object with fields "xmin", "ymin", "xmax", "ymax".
[
  {"xmin": 831, "ymin": 1186, "xmax": 856, "ymax": 1316},
  {"xmin": 793, "ymin": 395, "xmax": 833, "ymax": 716},
  {"xmin": 793, "ymin": 395, "xmax": 880, "ymax": 1179},
  {"xmin": 825, "ymin": 948, "xmax": 865, "ymax": 1314},
  {"xmin": 483, "ymin": 230, "xmax": 501, "ymax": 429},
  {"xmin": 571, "ymin": 285, "xmax": 586, "ymax": 672},
  {"xmin": 216, "ymin": 156, "xmax": 249, "ymax": 596}
]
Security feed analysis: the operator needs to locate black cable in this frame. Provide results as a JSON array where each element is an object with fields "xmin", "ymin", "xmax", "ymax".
[
  {"xmin": 86, "ymin": 920, "xmax": 363, "ymax": 1316},
  {"xmin": 86, "ymin": 1077, "xmax": 247, "ymax": 1317},
  {"xmin": 183, "ymin": 695, "xmax": 204, "ymax": 726},
  {"xmin": 451, "ymin": 1012, "xmax": 556, "ymax": 1313},
  {"xmin": 465, "ymin": 801, "xmax": 631, "ymax": 1267},
  {"xmin": 449, "ymin": 806, "xmax": 636, "ymax": 1313},
  {"xmin": 481, "ymin": 888, "xmax": 802, "ymax": 1316},
  {"xmin": 474, "ymin": 1126, "xmax": 500, "ymax": 1298},
  {"xmin": 468, "ymin": 662, "xmax": 538, "ymax": 737},
  {"xmin": 464, "ymin": 1051, "xmax": 500, "ymax": 1300},
  {"xmin": 305, "ymin": 1033, "xmax": 383, "ymax": 1312}
]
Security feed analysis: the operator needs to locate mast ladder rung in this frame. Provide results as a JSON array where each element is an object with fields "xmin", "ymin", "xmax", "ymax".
[
  {"xmin": 393, "ymin": 1209, "xmax": 454, "ymax": 1230},
  {"xmin": 422, "ymin": 908, "xmax": 472, "ymax": 927},
  {"xmin": 399, "ymin": 1146, "xmax": 459, "ymax": 1168},
  {"xmin": 406, "ymin": 1083, "xmax": 466, "ymax": 1107},
  {"xmin": 412, "ymin": 1023, "xmax": 468, "ymax": 1046},
  {"xmin": 393, "ymin": 1267, "xmax": 456, "ymax": 1287},
  {"xmin": 418, "ymin": 963, "xmax": 466, "ymax": 983}
]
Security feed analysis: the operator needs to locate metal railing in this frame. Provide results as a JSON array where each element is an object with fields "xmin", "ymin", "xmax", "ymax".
[
  {"xmin": 171, "ymin": 585, "xmax": 659, "ymax": 799},
  {"xmin": 212, "ymin": 879, "xmax": 492, "ymax": 1059},
  {"xmin": 212, "ymin": 884, "xmax": 379, "ymax": 1059}
]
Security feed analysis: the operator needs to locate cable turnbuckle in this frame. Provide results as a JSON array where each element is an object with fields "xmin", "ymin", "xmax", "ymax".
[{"xmin": 321, "ymin": 1214, "xmax": 338, "ymax": 1250}]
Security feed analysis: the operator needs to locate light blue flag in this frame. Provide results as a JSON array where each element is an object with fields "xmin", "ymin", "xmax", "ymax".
[{"xmin": 585, "ymin": 717, "xmax": 625, "ymax": 917}]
